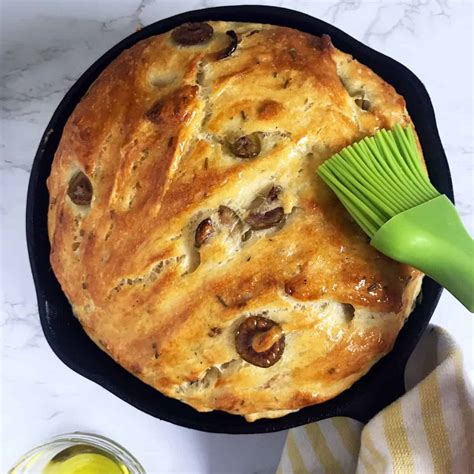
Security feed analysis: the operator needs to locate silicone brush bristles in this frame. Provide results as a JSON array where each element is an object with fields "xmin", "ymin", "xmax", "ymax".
[{"xmin": 317, "ymin": 124, "xmax": 440, "ymax": 238}]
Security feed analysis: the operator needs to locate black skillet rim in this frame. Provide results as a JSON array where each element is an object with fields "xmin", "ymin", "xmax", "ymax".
[{"xmin": 26, "ymin": 5, "xmax": 452, "ymax": 434}]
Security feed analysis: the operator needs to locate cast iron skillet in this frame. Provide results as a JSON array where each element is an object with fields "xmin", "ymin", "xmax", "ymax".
[{"xmin": 26, "ymin": 6, "xmax": 452, "ymax": 434}]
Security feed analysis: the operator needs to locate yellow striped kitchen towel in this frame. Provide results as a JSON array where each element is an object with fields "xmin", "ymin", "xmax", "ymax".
[{"xmin": 277, "ymin": 325, "xmax": 473, "ymax": 473}]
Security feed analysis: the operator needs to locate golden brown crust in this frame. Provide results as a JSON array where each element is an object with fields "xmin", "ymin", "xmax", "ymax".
[{"xmin": 47, "ymin": 21, "xmax": 422, "ymax": 420}]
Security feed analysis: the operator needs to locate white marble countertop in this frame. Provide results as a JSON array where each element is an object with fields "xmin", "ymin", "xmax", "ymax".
[{"xmin": 1, "ymin": 0, "xmax": 472, "ymax": 472}]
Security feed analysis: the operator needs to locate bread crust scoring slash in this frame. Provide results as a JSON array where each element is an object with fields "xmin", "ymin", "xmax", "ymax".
[{"xmin": 47, "ymin": 21, "xmax": 422, "ymax": 421}]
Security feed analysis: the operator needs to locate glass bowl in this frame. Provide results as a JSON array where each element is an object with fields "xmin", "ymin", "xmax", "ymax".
[{"xmin": 9, "ymin": 432, "xmax": 145, "ymax": 474}]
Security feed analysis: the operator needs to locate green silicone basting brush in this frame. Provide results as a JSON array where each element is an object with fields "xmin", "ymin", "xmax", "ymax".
[{"xmin": 317, "ymin": 124, "xmax": 474, "ymax": 312}]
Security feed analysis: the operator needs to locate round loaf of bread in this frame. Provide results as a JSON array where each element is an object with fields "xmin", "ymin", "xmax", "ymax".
[{"xmin": 47, "ymin": 21, "xmax": 423, "ymax": 421}]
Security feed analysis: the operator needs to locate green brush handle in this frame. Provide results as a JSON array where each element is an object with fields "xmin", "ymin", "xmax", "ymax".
[{"xmin": 371, "ymin": 195, "xmax": 474, "ymax": 312}]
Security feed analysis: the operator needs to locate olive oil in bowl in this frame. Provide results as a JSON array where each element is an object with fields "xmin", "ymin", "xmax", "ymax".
[
  {"xmin": 42, "ymin": 445, "xmax": 130, "ymax": 474},
  {"xmin": 9, "ymin": 433, "xmax": 144, "ymax": 474}
]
